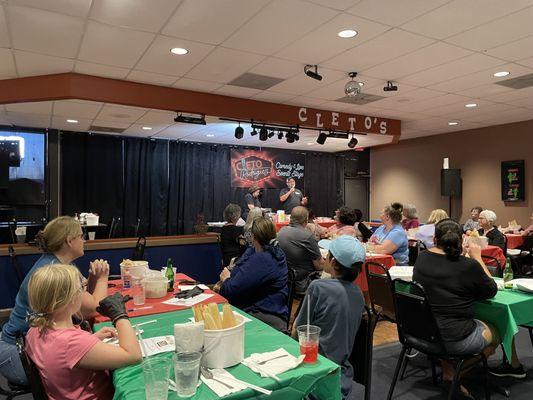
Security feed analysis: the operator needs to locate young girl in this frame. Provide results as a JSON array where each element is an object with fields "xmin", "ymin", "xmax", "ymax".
[{"xmin": 25, "ymin": 264, "xmax": 142, "ymax": 400}]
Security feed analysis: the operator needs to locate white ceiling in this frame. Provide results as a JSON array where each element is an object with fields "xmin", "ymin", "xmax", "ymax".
[{"xmin": 0, "ymin": 0, "xmax": 532, "ymax": 147}]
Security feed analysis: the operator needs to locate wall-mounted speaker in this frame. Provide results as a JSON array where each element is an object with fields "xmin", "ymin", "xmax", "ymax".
[{"xmin": 441, "ymin": 169, "xmax": 461, "ymax": 196}]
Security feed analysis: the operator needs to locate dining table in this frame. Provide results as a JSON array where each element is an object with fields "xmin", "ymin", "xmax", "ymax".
[
  {"xmin": 274, "ymin": 218, "xmax": 337, "ymax": 232},
  {"xmin": 505, "ymin": 233, "xmax": 525, "ymax": 250},
  {"xmin": 357, "ymin": 253, "xmax": 396, "ymax": 292},
  {"xmin": 481, "ymin": 245, "xmax": 506, "ymax": 269}
]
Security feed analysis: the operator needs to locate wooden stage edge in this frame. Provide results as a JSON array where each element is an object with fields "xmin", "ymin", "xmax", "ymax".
[{"xmin": 0, "ymin": 233, "xmax": 220, "ymax": 256}]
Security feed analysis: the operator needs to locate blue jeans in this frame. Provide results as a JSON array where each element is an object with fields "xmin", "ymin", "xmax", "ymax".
[{"xmin": 0, "ymin": 333, "xmax": 28, "ymax": 386}]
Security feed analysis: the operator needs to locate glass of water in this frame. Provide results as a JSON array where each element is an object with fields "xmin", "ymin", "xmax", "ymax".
[
  {"xmin": 173, "ymin": 351, "xmax": 202, "ymax": 397},
  {"xmin": 142, "ymin": 357, "xmax": 170, "ymax": 400},
  {"xmin": 132, "ymin": 278, "xmax": 145, "ymax": 305}
]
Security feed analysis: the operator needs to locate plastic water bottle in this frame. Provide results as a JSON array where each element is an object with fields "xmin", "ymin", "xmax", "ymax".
[
  {"xmin": 123, "ymin": 268, "xmax": 132, "ymax": 289},
  {"xmin": 503, "ymin": 257, "xmax": 514, "ymax": 289}
]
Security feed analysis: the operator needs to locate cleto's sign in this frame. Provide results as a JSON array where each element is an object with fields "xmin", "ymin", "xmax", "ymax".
[{"xmin": 297, "ymin": 107, "xmax": 398, "ymax": 135}]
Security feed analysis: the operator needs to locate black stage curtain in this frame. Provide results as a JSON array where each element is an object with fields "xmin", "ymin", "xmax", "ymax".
[{"xmin": 61, "ymin": 133, "xmax": 124, "ymax": 227}]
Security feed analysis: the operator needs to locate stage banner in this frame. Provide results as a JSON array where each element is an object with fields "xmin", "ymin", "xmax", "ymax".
[{"xmin": 231, "ymin": 149, "xmax": 305, "ymax": 188}]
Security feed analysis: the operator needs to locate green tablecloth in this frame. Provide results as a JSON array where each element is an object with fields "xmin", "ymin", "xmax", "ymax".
[
  {"xmin": 94, "ymin": 307, "xmax": 341, "ymax": 400},
  {"xmin": 474, "ymin": 288, "xmax": 533, "ymax": 357}
]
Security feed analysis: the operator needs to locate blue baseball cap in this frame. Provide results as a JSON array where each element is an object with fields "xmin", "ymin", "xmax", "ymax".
[{"xmin": 318, "ymin": 235, "xmax": 365, "ymax": 269}]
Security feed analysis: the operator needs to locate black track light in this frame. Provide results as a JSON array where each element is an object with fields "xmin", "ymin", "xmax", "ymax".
[
  {"xmin": 383, "ymin": 80, "xmax": 398, "ymax": 92},
  {"xmin": 250, "ymin": 127, "xmax": 258, "ymax": 136},
  {"xmin": 277, "ymin": 131, "xmax": 284, "ymax": 140},
  {"xmin": 259, "ymin": 127, "xmax": 268, "ymax": 141},
  {"xmin": 286, "ymin": 131, "xmax": 295, "ymax": 143},
  {"xmin": 235, "ymin": 124, "xmax": 244, "ymax": 139},
  {"xmin": 304, "ymin": 64, "xmax": 323, "ymax": 81},
  {"xmin": 348, "ymin": 135, "xmax": 358, "ymax": 149},
  {"xmin": 268, "ymin": 130, "xmax": 275, "ymax": 138},
  {"xmin": 316, "ymin": 131, "xmax": 328, "ymax": 145}
]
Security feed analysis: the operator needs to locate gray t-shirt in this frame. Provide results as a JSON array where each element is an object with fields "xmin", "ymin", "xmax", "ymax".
[
  {"xmin": 295, "ymin": 279, "xmax": 365, "ymax": 399},
  {"xmin": 277, "ymin": 223, "xmax": 321, "ymax": 282},
  {"xmin": 279, "ymin": 187, "xmax": 303, "ymax": 214}
]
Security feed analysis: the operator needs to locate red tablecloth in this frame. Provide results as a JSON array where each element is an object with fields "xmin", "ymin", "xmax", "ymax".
[
  {"xmin": 355, "ymin": 254, "xmax": 396, "ymax": 292},
  {"xmin": 93, "ymin": 273, "xmax": 226, "ymax": 323},
  {"xmin": 506, "ymin": 234, "xmax": 524, "ymax": 249},
  {"xmin": 275, "ymin": 219, "xmax": 337, "ymax": 232},
  {"xmin": 481, "ymin": 245, "xmax": 506, "ymax": 269}
]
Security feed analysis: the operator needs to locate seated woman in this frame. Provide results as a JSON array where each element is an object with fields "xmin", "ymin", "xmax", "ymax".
[
  {"xmin": 306, "ymin": 209, "xmax": 326, "ymax": 241},
  {"xmin": 478, "ymin": 209, "xmax": 506, "ymax": 251},
  {"xmin": 26, "ymin": 264, "xmax": 141, "ymax": 400},
  {"xmin": 413, "ymin": 219, "xmax": 500, "ymax": 399},
  {"xmin": 415, "ymin": 209, "xmax": 449, "ymax": 249},
  {"xmin": 325, "ymin": 207, "xmax": 358, "ymax": 238},
  {"xmin": 401, "ymin": 204, "xmax": 420, "ymax": 230},
  {"xmin": 0, "ymin": 216, "xmax": 110, "ymax": 387},
  {"xmin": 520, "ymin": 212, "xmax": 533, "ymax": 236},
  {"xmin": 369, "ymin": 203, "xmax": 409, "ymax": 265},
  {"xmin": 219, "ymin": 217, "xmax": 288, "ymax": 331},
  {"xmin": 463, "ymin": 206, "xmax": 483, "ymax": 234},
  {"xmin": 220, "ymin": 203, "xmax": 246, "ymax": 267},
  {"xmin": 243, "ymin": 207, "xmax": 263, "ymax": 246},
  {"xmin": 353, "ymin": 208, "xmax": 372, "ymax": 242}
]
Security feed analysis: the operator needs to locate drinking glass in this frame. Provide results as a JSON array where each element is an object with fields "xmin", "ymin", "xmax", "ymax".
[
  {"xmin": 142, "ymin": 357, "xmax": 170, "ymax": 400},
  {"xmin": 132, "ymin": 278, "xmax": 145, "ymax": 305},
  {"xmin": 297, "ymin": 325, "xmax": 321, "ymax": 363},
  {"xmin": 173, "ymin": 351, "xmax": 202, "ymax": 397}
]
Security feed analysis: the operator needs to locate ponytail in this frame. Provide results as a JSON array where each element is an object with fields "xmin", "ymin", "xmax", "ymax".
[{"xmin": 434, "ymin": 219, "xmax": 463, "ymax": 261}]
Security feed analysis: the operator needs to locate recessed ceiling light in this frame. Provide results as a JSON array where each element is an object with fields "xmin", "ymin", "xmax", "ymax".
[
  {"xmin": 307, "ymin": 142, "xmax": 314, "ymax": 146},
  {"xmin": 358, "ymin": 82, "xmax": 364, "ymax": 86},
  {"xmin": 493, "ymin": 71, "xmax": 510, "ymax": 77},
  {"xmin": 142, "ymin": 126, "xmax": 152, "ymax": 130},
  {"xmin": 170, "ymin": 47, "xmax": 189, "ymax": 55},
  {"xmin": 338, "ymin": 29, "xmax": 358, "ymax": 38},
  {"xmin": 206, "ymin": 134, "xmax": 215, "ymax": 137},
  {"xmin": 448, "ymin": 122, "xmax": 459, "ymax": 126},
  {"xmin": 66, "ymin": 119, "xmax": 78, "ymax": 123},
  {"xmin": 465, "ymin": 103, "xmax": 477, "ymax": 108}
]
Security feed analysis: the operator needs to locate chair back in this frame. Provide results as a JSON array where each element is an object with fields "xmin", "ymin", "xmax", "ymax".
[
  {"xmin": 521, "ymin": 236, "xmax": 533, "ymax": 253},
  {"xmin": 365, "ymin": 261, "xmax": 395, "ymax": 322},
  {"xmin": 393, "ymin": 280, "xmax": 446, "ymax": 355},
  {"xmin": 8, "ymin": 219, "xmax": 17, "ymax": 244},
  {"xmin": 132, "ymin": 236, "xmax": 146, "ymax": 261},
  {"xmin": 16, "ymin": 335, "xmax": 48, "ymax": 400},
  {"xmin": 481, "ymin": 254, "xmax": 501, "ymax": 277},
  {"xmin": 285, "ymin": 267, "xmax": 297, "ymax": 330},
  {"xmin": 351, "ymin": 305, "xmax": 377, "ymax": 400},
  {"xmin": 9, "ymin": 245, "xmax": 26, "ymax": 285},
  {"xmin": 108, "ymin": 217, "xmax": 121, "ymax": 239}
]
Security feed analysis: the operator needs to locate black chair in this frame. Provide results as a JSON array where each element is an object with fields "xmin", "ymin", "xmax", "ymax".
[
  {"xmin": 108, "ymin": 217, "xmax": 121, "ymax": 239},
  {"xmin": 285, "ymin": 267, "xmax": 297, "ymax": 333},
  {"xmin": 408, "ymin": 239, "xmax": 427, "ymax": 266},
  {"xmin": 8, "ymin": 246, "xmax": 26, "ymax": 285},
  {"xmin": 132, "ymin": 236, "xmax": 146, "ymax": 261},
  {"xmin": 366, "ymin": 261, "xmax": 396, "ymax": 323},
  {"xmin": 16, "ymin": 335, "xmax": 48, "ymax": 400},
  {"xmin": 387, "ymin": 280, "xmax": 490, "ymax": 400},
  {"xmin": 481, "ymin": 254, "xmax": 502, "ymax": 277},
  {"xmin": 0, "ymin": 380, "xmax": 30, "ymax": 400},
  {"xmin": 351, "ymin": 305, "xmax": 378, "ymax": 400},
  {"xmin": 8, "ymin": 219, "xmax": 17, "ymax": 244}
]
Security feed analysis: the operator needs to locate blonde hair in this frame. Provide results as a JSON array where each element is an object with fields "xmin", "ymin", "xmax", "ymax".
[
  {"xmin": 28, "ymin": 264, "xmax": 83, "ymax": 331},
  {"xmin": 36, "ymin": 216, "xmax": 82, "ymax": 253},
  {"xmin": 427, "ymin": 209, "xmax": 449, "ymax": 224},
  {"xmin": 245, "ymin": 207, "xmax": 263, "ymax": 231}
]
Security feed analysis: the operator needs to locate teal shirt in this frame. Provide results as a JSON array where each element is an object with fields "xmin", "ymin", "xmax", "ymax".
[{"xmin": 2, "ymin": 253, "xmax": 59, "ymax": 344}]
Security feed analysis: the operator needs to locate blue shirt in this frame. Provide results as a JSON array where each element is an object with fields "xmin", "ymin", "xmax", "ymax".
[
  {"xmin": 2, "ymin": 253, "xmax": 59, "ymax": 344},
  {"xmin": 373, "ymin": 224, "xmax": 409, "ymax": 265},
  {"xmin": 220, "ymin": 246, "xmax": 288, "ymax": 320},
  {"xmin": 295, "ymin": 279, "xmax": 364, "ymax": 399}
]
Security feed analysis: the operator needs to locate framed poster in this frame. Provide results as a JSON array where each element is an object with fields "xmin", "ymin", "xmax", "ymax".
[{"xmin": 501, "ymin": 160, "xmax": 525, "ymax": 201}]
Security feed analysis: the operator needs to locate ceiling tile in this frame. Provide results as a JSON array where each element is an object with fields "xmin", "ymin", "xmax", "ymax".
[
  {"xmin": 14, "ymin": 50, "xmax": 74, "ymax": 76},
  {"xmin": 517, "ymin": 56, "xmax": 533, "ymax": 69},
  {"xmin": 96, "ymin": 104, "xmax": 147, "ymax": 123},
  {"xmin": 0, "ymin": 7, "xmax": 10, "ymax": 47},
  {"xmin": 363, "ymin": 42, "xmax": 472, "ymax": 80},
  {"xmin": 445, "ymin": 5, "xmax": 533, "ymax": 51},
  {"xmin": 485, "ymin": 36, "xmax": 533, "ymax": 61},
  {"xmin": 455, "ymin": 84, "xmax": 514, "ymax": 99},
  {"xmin": 5, "ymin": 101, "xmax": 52, "ymax": 114},
  {"xmin": 91, "ymin": 0, "xmax": 180, "ymax": 33},
  {"xmin": 347, "ymin": 0, "xmax": 449, "ymax": 26},
  {"xmin": 51, "ymin": 116, "xmax": 91, "ymax": 131},
  {"xmin": 251, "ymin": 91, "xmax": 296, "ymax": 103},
  {"xmin": 163, "ymin": 0, "xmax": 268, "ymax": 45},
  {"xmin": 269, "ymin": 67, "xmax": 345, "ymax": 96},
  {"xmin": 0, "ymin": 48, "xmax": 16, "ymax": 77},
  {"xmin": 400, "ymin": 53, "xmax": 504, "ymax": 86},
  {"xmin": 78, "ymin": 21, "xmax": 155, "ymax": 68},
  {"xmin": 7, "ymin": 5, "xmax": 84, "ymax": 57},
  {"xmin": 152, "ymin": 123, "xmax": 206, "ymax": 139},
  {"xmin": 172, "ymin": 77, "xmax": 223, "ymax": 92},
  {"xmin": 53, "ymin": 100, "xmax": 103, "ymax": 119},
  {"xmin": 74, "ymin": 61, "xmax": 130, "ymax": 79},
  {"xmin": 135, "ymin": 35, "xmax": 215, "ymax": 76},
  {"xmin": 322, "ymin": 28, "xmax": 434, "ymax": 72},
  {"xmin": 284, "ymin": 96, "xmax": 328, "ymax": 107},
  {"xmin": 122, "ymin": 123, "xmax": 168, "ymax": 137},
  {"xmin": 275, "ymin": 12, "xmax": 390, "ymax": 64},
  {"xmin": 8, "ymin": 0, "xmax": 92, "ymax": 17},
  {"xmin": 222, "ymin": 0, "xmax": 338, "ymax": 55},
  {"xmin": 126, "ymin": 70, "xmax": 179, "ymax": 86},
  {"xmin": 6, "ymin": 111, "xmax": 51, "ymax": 128},
  {"xmin": 186, "ymin": 47, "xmax": 265, "ymax": 84},
  {"xmin": 249, "ymin": 57, "xmax": 302, "ymax": 80},
  {"xmin": 403, "ymin": 93, "xmax": 472, "ymax": 113},
  {"xmin": 134, "ymin": 110, "xmax": 175, "ymax": 125},
  {"xmin": 213, "ymin": 85, "xmax": 262, "ymax": 98},
  {"xmin": 305, "ymin": 0, "xmax": 361, "ymax": 11},
  {"xmin": 401, "ymin": 0, "xmax": 533, "ymax": 40},
  {"xmin": 91, "ymin": 119, "xmax": 131, "ymax": 130}
]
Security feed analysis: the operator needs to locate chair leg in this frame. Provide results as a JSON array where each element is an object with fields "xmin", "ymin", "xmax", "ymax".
[
  {"xmin": 387, "ymin": 346, "xmax": 408, "ymax": 400},
  {"xmin": 447, "ymin": 359, "xmax": 465, "ymax": 400},
  {"xmin": 480, "ymin": 353, "xmax": 491, "ymax": 400},
  {"xmin": 399, "ymin": 348, "xmax": 410, "ymax": 380}
]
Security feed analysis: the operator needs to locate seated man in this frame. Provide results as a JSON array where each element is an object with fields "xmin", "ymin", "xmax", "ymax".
[
  {"xmin": 293, "ymin": 235, "xmax": 365, "ymax": 400},
  {"xmin": 278, "ymin": 206, "xmax": 323, "ymax": 293}
]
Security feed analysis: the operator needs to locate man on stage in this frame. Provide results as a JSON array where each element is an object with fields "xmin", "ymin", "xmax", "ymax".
[{"xmin": 279, "ymin": 178, "xmax": 307, "ymax": 214}]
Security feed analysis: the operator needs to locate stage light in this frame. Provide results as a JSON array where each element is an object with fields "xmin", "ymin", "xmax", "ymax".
[
  {"xmin": 348, "ymin": 135, "xmax": 358, "ymax": 149},
  {"xmin": 316, "ymin": 131, "xmax": 327, "ymax": 145},
  {"xmin": 251, "ymin": 127, "xmax": 258, "ymax": 136},
  {"xmin": 174, "ymin": 113, "xmax": 206, "ymax": 125},
  {"xmin": 268, "ymin": 130, "xmax": 275, "ymax": 138},
  {"xmin": 234, "ymin": 124, "xmax": 244, "ymax": 139},
  {"xmin": 277, "ymin": 131, "xmax": 284, "ymax": 140},
  {"xmin": 304, "ymin": 64, "xmax": 323, "ymax": 81},
  {"xmin": 383, "ymin": 81, "xmax": 398, "ymax": 92},
  {"xmin": 259, "ymin": 127, "xmax": 268, "ymax": 141},
  {"xmin": 286, "ymin": 133, "xmax": 295, "ymax": 143}
]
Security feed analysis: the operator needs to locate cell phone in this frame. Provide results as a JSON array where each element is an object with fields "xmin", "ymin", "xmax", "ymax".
[{"xmin": 228, "ymin": 257, "xmax": 237, "ymax": 270}]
